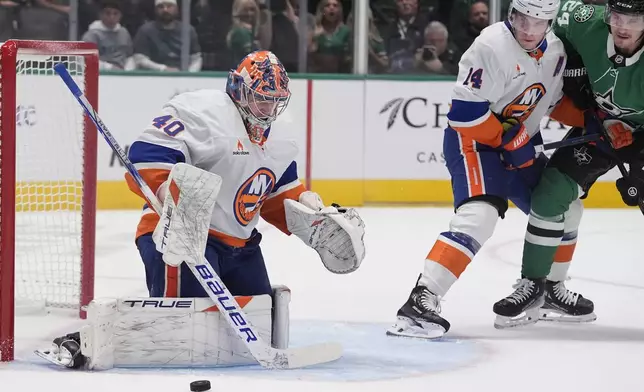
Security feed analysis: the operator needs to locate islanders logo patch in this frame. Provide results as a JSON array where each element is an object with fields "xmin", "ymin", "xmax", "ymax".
[
  {"xmin": 502, "ymin": 83, "xmax": 546, "ymax": 122},
  {"xmin": 234, "ymin": 168, "xmax": 276, "ymax": 226}
]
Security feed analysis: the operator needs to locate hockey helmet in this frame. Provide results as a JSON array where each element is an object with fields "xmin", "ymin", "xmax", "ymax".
[
  {"xmin": 509, "ymin": 0, "xmax": 560, "ymax": 20},
  {"xmin": 605, "ymin": 0, "xmax": 644, "ymax": 31},
  {"xmin": 508, "ymin": 0, "xmax": 560, "ymax": 49},
  {"xmin": 226, "ymin": 51, "xmax": 291, "ymax": 128}
]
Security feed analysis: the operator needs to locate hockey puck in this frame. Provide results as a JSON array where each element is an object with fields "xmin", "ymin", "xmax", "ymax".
[{"xmin": 190, "ymin": 380, "xmax": 211, "ymax": 392}]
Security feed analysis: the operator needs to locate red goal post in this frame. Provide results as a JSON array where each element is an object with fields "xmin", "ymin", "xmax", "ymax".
[{"xmin": 0, "ymin": 40, "xmax": 98, "ymax": 362}]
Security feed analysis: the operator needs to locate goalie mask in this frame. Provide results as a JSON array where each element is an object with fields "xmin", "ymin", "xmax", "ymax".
[{"xmin": 226, "ymin": 51, "xmax": 291, "ymax": 145}]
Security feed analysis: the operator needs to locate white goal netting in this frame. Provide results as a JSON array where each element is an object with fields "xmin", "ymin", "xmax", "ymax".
[{"xmin": 11, "ymin": 53, "xmax": 88, "ymax": 310}]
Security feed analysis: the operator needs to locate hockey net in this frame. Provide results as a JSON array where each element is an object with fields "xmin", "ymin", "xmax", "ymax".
[{"xmin": 0, "ymin": 40, "xmax": 98, "ymax": 361}]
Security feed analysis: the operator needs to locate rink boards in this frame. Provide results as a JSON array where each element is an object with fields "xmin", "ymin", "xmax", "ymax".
[{"xmin": 18, "ymin": 72, "xmax": 626, "ymax": 209}]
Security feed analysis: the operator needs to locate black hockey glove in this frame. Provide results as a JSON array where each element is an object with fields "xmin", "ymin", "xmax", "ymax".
[
  {"xmin": 562, "ymin": 47, "xmax": 594, "ymax": 111},
  {"xmin": 615, "ymin": 161, "xmax": 644, "ymax": 207},
  {"xmin": 616, "ymin": 177, "xmax": 641, "ymax": 206}
]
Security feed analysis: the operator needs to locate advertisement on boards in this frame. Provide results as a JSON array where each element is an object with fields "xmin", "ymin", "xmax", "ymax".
[
  {"xmin": 364, "ymin": 80, "xmax": 456, "ymax": 180},
  {"xmin": 362, "ymin": 79, "xmax": 612, "ymax": 181}
]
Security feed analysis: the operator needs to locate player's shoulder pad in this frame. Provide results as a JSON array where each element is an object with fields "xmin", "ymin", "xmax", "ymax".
[
  {"xmin": 473, "ymin": 22, "xmax": 509, "ymax": 50},
  {"xmin": 555, "ymin": 2, "xmax": 604, "ymax": 35},
  {"xmin": 544, "ymin": 29, "xmax": 566, "ymax": 55},
  {"xmin": 165, "ymin": 89, "xmax": 237, "ymax": 137},
  {"xmin": 465, "ymin": 22, "xmax": 513, "ymax": 72}
]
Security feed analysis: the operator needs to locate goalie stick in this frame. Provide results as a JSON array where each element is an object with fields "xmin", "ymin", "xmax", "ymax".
[{"xmin": 53, "ymin": 63, "xmax": 342, "ymax": 369}]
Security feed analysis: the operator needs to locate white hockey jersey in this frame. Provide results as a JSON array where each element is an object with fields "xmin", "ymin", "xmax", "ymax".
[
  {"xmin": 126, "ymin": 89, "xmax": 306, "ymax": 247},
  {"xmin": 447, "ymin": 21, "xmax": 580, "ymax": 147}
]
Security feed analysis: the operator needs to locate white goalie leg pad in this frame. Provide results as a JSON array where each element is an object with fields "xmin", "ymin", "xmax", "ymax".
[
  {"xmin": 80, "ymin": 295, "xmax": 274, "ymax": 369},
  {"xmin": 284, "ymin": 199, "xmax": 366, "ymax": 274},
  {"xmin": 152, "ymin": 162, "xmax": 223, "ymax": 267}
]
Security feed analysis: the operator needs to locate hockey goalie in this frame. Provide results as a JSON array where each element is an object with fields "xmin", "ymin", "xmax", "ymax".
[{"xmin": 36, "ymin": 50, "xmax": 366, "ymax": 370}]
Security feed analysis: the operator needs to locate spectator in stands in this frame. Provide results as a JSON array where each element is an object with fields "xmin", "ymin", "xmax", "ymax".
[
  {"xmin": 450, "ymin": 0, "xmax": 490, "ymax": 54},
  {"xmin": 193, "ymin": 0, "xmax": 233, "ymax": 71},
  {"xmin": 288, "ymin": 0, "xmax": 314, "ymax": 30},
  {"xmin": 77, "ymin": 0, "xmax": 101, "ymax": 35},
  {"xmin": 415, "ymin": 21, "xmax": 459, "ymax": 75},
  {"xmin": 226, "ymin": 0, "xmax": 262, "ymax": 63},
  {"xmin": 381, "ymin": 0, "xmax": 428, "ymax": 74},
  {"xmin": 308, "ymin": 0, "xmax": 351, "ymax": 73},
  {"xmin": 133, "ymin": 0, "xmax": 202, "ymax": 72},
  {"xmin": 15, "ymin": 0, "xmax": 68, "ymax": 40},
  {"xmin": 82, "ymin": 0, "xmax": 135, "ymax": 70},
  {"xmin": 121, "ymin": 0, "xmax": 155, "ymax": 39},
  {"xmin": 267, "ymin": 0, "xmax": 315, "ymax": 72},
  {"xmin": 268, "ymin": 0, "xmax": 300, "ymax": 72},
  {"xmin": 347, "ymin": 7, "xmax": 388, "ymax": 74},
  {"xmin": 255, "ymin": 0, "xmax": 273, "ymax": 50}
]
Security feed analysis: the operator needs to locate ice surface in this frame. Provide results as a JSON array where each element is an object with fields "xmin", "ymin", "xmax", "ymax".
[{"xmin": 2, "ymin": 207, "xmax": 644, "ymax": 391}]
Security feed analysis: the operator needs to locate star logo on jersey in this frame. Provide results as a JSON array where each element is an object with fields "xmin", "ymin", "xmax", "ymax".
[
  {"xmin": 573, "ymin": 5, "xmax": 594, "ymax": 23},
  {"xmin": 573, "ymin": 146, "xmax": 592, "ymax": 165},
  {"xmin": 233, "ymin": 168, "xmax": 276, "ymax": 226},
  {"xmin": 594, "ymin": 88, "xmax": 639, "ymax": 117}
]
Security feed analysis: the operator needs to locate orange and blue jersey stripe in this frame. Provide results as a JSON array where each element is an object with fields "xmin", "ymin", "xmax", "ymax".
[
  {"xmin": 261, "ymin": 160, "xmax": 306, "ymax": 235},
  {"xmin": 125, "ymin": 141, "xmax": 187, "ymax": 238},
  {"xmin": 448, "ymin": 100, "xmax": 503, "ymax": 147}
]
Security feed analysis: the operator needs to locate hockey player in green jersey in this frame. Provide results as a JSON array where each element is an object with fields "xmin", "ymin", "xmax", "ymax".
[{"xmin": 493, "ymin": 0, "xmax": 644, "ymax": 328}]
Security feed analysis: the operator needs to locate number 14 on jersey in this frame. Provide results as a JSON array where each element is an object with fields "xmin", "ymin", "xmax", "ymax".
[{"xmin": 464, "ymin": 68, "xmax": 483, "ymax": 89}]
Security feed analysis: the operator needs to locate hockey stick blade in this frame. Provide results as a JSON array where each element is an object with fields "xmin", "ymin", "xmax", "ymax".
[
  {"xmin": 278, "ymin": 342, "xmax": 342, "ymax": 369},
  {"xmin": 54, "ymin": 63, "xmax": 342, "ymax": 369}
]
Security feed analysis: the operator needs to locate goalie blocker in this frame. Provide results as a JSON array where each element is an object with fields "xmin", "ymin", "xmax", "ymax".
[{"xmin": 36, "ymin": 286, "xmax": 292, "ymax": 369}]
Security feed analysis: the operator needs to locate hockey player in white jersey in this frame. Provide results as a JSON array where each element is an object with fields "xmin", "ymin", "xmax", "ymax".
[
  {"xmin": 387, "ymin": 0, "xmax": 594, "ymax": 339},
  {"xmin": 38, "ymin": 50, "xmax": 365, "ymax": 369}
]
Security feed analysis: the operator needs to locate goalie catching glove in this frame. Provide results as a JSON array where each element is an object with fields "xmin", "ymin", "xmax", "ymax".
[{"xmin": 285, "ymin": 191, "xmax": 366, "ymax": 274}]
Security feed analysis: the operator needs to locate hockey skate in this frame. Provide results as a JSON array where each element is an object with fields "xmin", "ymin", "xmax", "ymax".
[
  {"xmin": 539, "ymin": 280, "xmax": 596, "ymax": 323},
  {"xmin": 35, "ymin": 332, "xmax": 87, "ymax": 369},
  {"xmin": 493, "ymin": 277, "xmax": 545, "ymax": 329},
  {"xmin": 387, "ymin": 284, "xmax": 450, "ymax": 339}
]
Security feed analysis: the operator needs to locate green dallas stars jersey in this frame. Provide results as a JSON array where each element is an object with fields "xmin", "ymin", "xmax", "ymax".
[{"xmin": 555, "ymin": 1, "xmax": 644, "ymax": 127}]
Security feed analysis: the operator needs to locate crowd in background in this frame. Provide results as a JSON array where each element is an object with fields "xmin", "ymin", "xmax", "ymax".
[{"xmin": 0, "ymin": 0, "xmax": 608, "ymax": 75}]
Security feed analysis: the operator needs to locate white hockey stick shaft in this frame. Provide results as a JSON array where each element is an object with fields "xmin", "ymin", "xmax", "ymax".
[{"xmin": 53, "ymin": 63, "xmax": 341, "ymax": 369}]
